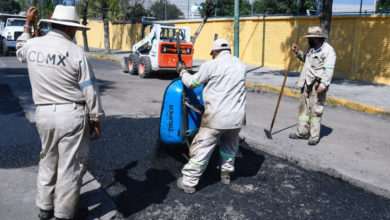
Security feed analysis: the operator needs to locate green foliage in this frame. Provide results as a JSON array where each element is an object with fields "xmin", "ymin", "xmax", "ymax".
[
  {"xmin": 42, "ymin": 0, "xmax": 54, "ymax": 19},
  {"xmin": 253, "ymin": 0, "xmax": 314, "ymax": 15},
  {"xmin": 200, "ymin": 0, "xmax": 251, "ymax": 17},
  {"xmin": 76, "ymin": 0, "xmax": 88, "ymax": 17},
  {"xmin": 14, "ymin": 0, "xmax": 54, "ymax": 18},
  {"xmin": 150, "ymin": 0, "xmax": 184, "ymax": 20},
  {"xmin": 377, "ymin": 0, "xmax": 390, "ymax": 12},
  {"xmin": 0, "ymin": 0, "xmax": 21, "ymax": 14},
  {"xmin": 16, "ymin": 0, "xmax": 29, "ymax": 11},
  {"xmin": 89, "ymin": 0, "xmax": 123, "ymax": 21},
  {"xmin": 124, "ymin": 3, "xmax": 148, "ymax": 23},
  {"xmin": 198, "ymin": 0, "xmax": 317, "ymax": 16}
]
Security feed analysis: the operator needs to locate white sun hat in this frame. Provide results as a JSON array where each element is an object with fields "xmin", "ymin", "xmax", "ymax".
[
  {"xmin": 303, "ymin": 26, "xmax": 325, "ymax": 38},
  {"xmin": 40, "ymin": 5, "xmax": 89, "ymax": 30}
]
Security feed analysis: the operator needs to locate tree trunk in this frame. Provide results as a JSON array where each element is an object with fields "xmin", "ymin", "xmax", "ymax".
[
  {"xmin": 102, "ymin": 1, "xmax": 111, "ymax": 54},
  {"xmin": 82, "ymin": 0, "xmax": 89, "ymax": 52},
  {"xmin": 320, "ymin": 0, "xmax": 333, "ymax": 40}
]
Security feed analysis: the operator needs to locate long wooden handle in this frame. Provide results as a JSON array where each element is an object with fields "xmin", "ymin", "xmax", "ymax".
[
  {"xmin": 269, "ymin": 36, "xmax": 299, "ymax": 134},
  {"xmin": 33, "ymin": 16, "xmax": 38, "ymax": 37}
]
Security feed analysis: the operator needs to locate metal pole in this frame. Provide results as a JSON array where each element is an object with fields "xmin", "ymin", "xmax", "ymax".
[
  {"xmin": 234, "ymin": 0, "xmax": 239, "ymax": 57},
  {"xmin": 251, "ymin": 0, "xmax": 254, "ymax": 16},
  {"xmin": 297, "ymin": 0, "xmax": 300, "ymax": 15},
  {"xmin": 188, "ymin": 0, "xmax": 190, "ymax": 19},
  {"xmin": 360, "ymin": 0, "xmax": 363, "ymax": 14},
  {"xmin": 165, "ymin": 0, "xmax": 167, "ymax": 20}
]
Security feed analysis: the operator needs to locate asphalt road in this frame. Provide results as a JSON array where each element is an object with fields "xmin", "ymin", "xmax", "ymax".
[{"xmin": 0, "ymin": 55, "xmax": 389, "ymax": 219}]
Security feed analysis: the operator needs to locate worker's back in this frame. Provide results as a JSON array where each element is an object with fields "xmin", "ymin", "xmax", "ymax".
[
  {"xmin": 201, "ymin": 50, "xmax": 246, "ymax": 129},
  {"xmin": 17, "ymin": 29, "xmax": 88, "ymax": 105}
]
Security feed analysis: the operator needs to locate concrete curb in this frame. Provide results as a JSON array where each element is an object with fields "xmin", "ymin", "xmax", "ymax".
[
  {"xmin": 246, "ymin": 82, "xmax": 390, "ymax": 117},
  {"xmin": 87, "ymin": 53, "xmax": 390, "ymax": 117},
  {"xmin": 87, "ymin": 53, "xmax": 121, "ymax": 63}
]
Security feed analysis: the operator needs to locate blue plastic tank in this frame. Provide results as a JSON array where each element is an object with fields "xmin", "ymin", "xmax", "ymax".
[{"xmin": 159, "ymin": 78, "xmax": 204, "ymax": 146}]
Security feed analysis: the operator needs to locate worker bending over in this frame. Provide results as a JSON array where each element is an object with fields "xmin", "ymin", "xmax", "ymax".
[{"xmin": 176, "ymin": 39, "xmax": 246, "ymax": 194}]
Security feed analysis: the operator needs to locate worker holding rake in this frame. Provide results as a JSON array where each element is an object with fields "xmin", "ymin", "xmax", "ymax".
[{"xmin": 289, "ymin": 26, "xmax": 336, "ymax": 145}]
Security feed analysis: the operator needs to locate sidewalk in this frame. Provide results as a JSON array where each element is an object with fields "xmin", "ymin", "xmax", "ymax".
[{"xmin": 86, "ymin": 48, "xmax": 390, "ymax": 116}]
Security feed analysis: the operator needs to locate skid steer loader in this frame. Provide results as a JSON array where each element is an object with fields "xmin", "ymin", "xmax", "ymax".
[{"xmin": 123, "ymin": 22, "xmax": 193, "ymax": 78}]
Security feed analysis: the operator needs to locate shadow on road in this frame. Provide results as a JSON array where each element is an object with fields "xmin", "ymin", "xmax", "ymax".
[
  {"xmin": 0, "ymin": 84, "xmax": 24, "ymax": 115},
  {"xmin": 153, "ymin": 71, "xmax": 178, "ymax": 80},
  {"xmin": 111, "ymin": 161, "xmax": 175, "ymax": 217},
  {"xmin": 320, "ymin": 124, "xmax": 333, "ymax": 139},
  {"xmin": 197, "ymin": 141, "xmax": 265, "ymax": 191}
]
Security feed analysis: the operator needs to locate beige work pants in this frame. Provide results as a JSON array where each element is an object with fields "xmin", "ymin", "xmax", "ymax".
[
  {"xmin": 35, "ymin": 103, "xmax": 90, "ymax": 219},
  {"xmin": 296, "ymin": 81, "xmax": 326, "ymax": 140},
  {"xmin": 182, "ymin": 126, "xmax": 241, "ymax": 187}
]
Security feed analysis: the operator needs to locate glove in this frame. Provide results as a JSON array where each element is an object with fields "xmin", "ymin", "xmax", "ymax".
[{"xmin": 176, "ymin": 61, "xmax": 186, "ymax": 74}]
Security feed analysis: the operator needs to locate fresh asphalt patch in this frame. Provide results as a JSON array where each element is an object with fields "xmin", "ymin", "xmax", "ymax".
[
  {"xmin": 1, "ymin": 56, "xmax": 389, "ymax": 219},
  {"xmin": 88, "ymin": 116, "xmax": 390, "ymax": 219}
]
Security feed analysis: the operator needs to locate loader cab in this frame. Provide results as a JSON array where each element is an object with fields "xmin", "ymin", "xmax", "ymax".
[
  {"xmin": 141, "ymin": 21, "xmax": 174, "ymax": 39},
  {"xmin": 160, "ymin": 27, "xmax": 185, "ymax": 42}
]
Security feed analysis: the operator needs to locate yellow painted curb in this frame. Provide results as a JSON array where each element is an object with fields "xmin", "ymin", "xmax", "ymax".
[
  {"xmin": 87, "ymin": 53, "xmax": 121, "ymax": 63},
  {"xmin": 246, "ymin": 82, "xmax": 390, "ymax": 117}
]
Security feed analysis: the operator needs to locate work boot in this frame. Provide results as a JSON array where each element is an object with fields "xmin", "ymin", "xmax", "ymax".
[
  {"xmin": 220, "ymin": 171, "xmax": 231, "ymax": 185},
  {"xmin": 289, "ymin": 133, "xmax": 309, "ymax": 139},
  {"xmin": 38, "ymin": 209, "xmax": 54, "ymax": 220},
  {"xmin": 177, "ymin": 177, "xmax": 196, "ymax": 194},
  {"xmin": 308, "ymin": 138, "xmax": 319, "ymax": 145}
]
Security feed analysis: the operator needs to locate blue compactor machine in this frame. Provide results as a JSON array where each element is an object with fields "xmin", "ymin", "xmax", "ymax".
[{"xmin": 159, "ymin": 78, "xmax": 204, "ymax": 148}]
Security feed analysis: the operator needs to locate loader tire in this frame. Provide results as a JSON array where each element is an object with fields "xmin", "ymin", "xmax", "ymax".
[
  {"xmin": 138, "ymin": 56, "xmax": 152, "ymax": 78},
  {"xmin": 0, "ymin": 38, "xmax": 3, "ymax": 54},
  {"xmin": 128, "ymin": 53, "xmax": 139, "ymax": 75},
  {"xmin": 2, "ymin": 39, "xmax": 9, "ymax": 56}
]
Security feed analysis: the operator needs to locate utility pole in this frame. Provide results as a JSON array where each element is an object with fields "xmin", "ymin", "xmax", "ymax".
[
  {"xmin": 251, "ymin": 0, "xmax": 254, "ymax": 16},
  {"xmin": 234, "ymin": 0, "xmax": 239, "ymax": 57},
  {"xmin": 359, "ymin": 0, "xmax": 363, "ymax": 14}
]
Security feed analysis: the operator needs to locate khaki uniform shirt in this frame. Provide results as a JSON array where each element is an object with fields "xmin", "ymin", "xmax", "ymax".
[
  {"xmin": 297, "ymin": 42, "xmax": 337, "ymax": 89},
  {"xmin": 16, "ymin": 29, "xmax": 105, "ymax": 122},
  {"xmin": 181, "ymin": 51, "xmax": 246, "ymax": 129}
]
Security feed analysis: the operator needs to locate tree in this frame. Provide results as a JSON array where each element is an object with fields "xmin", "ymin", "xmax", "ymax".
[
  {"xmin": 200, "ymin": 0, "xmax": 251, "ymax": 17},
  {"xmin": 16, "ymin": 0, "xmax": 54, "ymax": 19},
  {"xmin": 76, "ymin": 0, "xmax": 89, "ymax": 52},
  {"xmin": 16, "ymin": 0, "xmax": 29, "ymax": 11},
  {"xmin": 150, "ymin": 0, "xmax": 184, "ymax": 20},
  {"xmin": 252, "ymin": 0, "xmax": 316, "ymax": 15},
  {"xmin": 123, "ymin": 1, "xmax": 148, "ymax": 23},
  {"xmin": 0, "ymin": 0, "xmax": 21, "ymax": 14},
  {"xmin": 377, "ymin": 0, "xmax": 390, "ymax": 12},
  {"xmin": 319, "ymin": 0, "xmax": 333, "ymax": 39},
  {"xmin": 89, "ymin": 0, "xmax": 122, "ymax": 54},
  {"xmin": 42, "ymin": 0, "xmax": 54, "ymax": 19}
]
